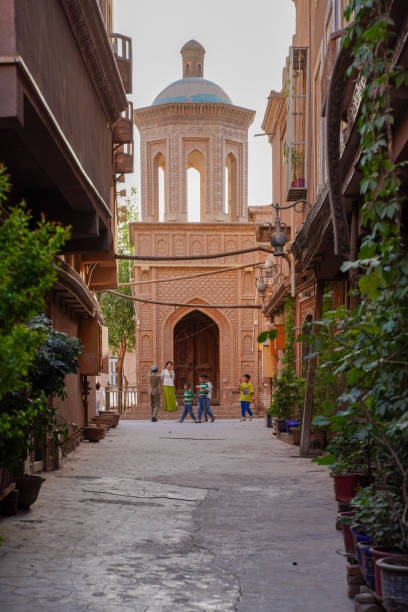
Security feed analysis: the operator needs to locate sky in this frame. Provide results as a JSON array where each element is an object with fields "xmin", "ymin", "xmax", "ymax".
[{"xmin": 114, "ymin": 0, "xmax": 295, "ymax": 216}]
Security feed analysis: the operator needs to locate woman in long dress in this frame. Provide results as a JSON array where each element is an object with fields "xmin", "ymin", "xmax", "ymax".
[{"xmin": 161, "ymin": 360, "xmax": 177, "ymax": 412}]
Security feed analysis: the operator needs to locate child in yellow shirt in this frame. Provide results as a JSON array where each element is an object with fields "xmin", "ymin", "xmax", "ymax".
[{"xmin": 238, "ymin": 373, "xmax": 254, "ymax": 421}]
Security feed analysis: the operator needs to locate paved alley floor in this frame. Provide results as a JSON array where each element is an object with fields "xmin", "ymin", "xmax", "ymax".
[{"xmin": 0, "ymin": 420, "xmax": 353, "ymax": 612}]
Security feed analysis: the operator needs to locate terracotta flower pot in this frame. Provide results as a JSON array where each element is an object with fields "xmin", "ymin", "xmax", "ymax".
[
  {"xmin": 333, "ymin": 473, "xmax": 361, "ymax": 502},
  {"xmin": 13, "ymin": 474, "xmax": 46, "ymax": 510},
  {"xmin": 338, "ymin": 511, "xmax": 356, "ymax": 554},
  {"xmin": 370, "ymin": 547, "xmax": 401, "ymax": 599},
  {"xmin": 92, "ymin": 415, "xmax": 113, "ymax": 429},
  {"xmin": 377, "ymin": 555, "xmax": 408, "ymax": 611},
  {"xmin": 84, "ymin": 426, "xmax": 106, "ymax": 443}
]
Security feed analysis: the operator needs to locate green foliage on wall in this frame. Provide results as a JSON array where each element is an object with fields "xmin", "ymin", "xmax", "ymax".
[
  {"xmin": 313, "ymin": 0, "xmax": 408, "ymax": 551},
  {"xmin": 0, "ymin": 167, "xmax": 70, "ymax": 400},
  {"xmin": 101, "ymin": 186, "xmax": 138, "ymax": 355},
  {"xmin": 0, "ymin": 168, "xmax": 82, "ymax": 471},
  {"xmin": 268, "ymin": 297, "xmax": 305, "ymax": 419}
]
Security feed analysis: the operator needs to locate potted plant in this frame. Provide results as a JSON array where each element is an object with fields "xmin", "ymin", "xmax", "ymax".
[
  {"xmin": 352, "ymin": 487, "xmax": 407, "ymax": 598},
  {"xmin": 337, "ymin": 510, "xmax": 356, "ymax": 555},
  {"xmin": 283, "ymin": 141, "xmax": 305, "ymax": 189},
  {"xmin": 377, "ymin": 556, "xmax": 408, "ymax": 610},
  {"xmin": 13, "ymin": 474, "xmax": 46, "ymax": 510},
  {"xmin": 0, "ymin": 315, "xmax": 81, "ymax": 508},
  {"xmin": 83, "ymin": 424, "xmax": 106, "ymax": 443}
]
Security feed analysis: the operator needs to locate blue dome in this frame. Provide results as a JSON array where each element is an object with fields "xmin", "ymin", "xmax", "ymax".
[{"xmin": 153, "ymin": 77, "xmax": 232, "ymax": 106}]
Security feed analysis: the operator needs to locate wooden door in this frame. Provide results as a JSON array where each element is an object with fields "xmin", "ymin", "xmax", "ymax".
[{"xmin": 173, "ymin": 311, "xmax": 219, "ymax": 404}]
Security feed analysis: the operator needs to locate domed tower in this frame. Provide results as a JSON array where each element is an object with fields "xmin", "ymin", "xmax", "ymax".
[
  {"xmin": 130, "ymin": 42, "xmax": 266, "ymax": 416},
  {"xmin": 181, "ymin": 39, "xmax": 205, "ymax": 78},
  {"xmin": 134, "ymin": 40, "xmax": 255, "ymax": 223}
]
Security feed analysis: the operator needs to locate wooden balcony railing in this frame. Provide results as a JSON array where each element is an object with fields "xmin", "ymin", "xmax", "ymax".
[
  {"xmin": 113, "ymin": 101, "xmax": 133, "ymax": 144},
  {"xmin": 114, "ymin": 142, "xmax": 134, "ymax": 175},
  {"xmin": 110, "ymin": 33, "xmax": 132, "ymax": 94},
  {"xmin": 285, "ymin": 47, "xmax": 309, "ymax": 201}
]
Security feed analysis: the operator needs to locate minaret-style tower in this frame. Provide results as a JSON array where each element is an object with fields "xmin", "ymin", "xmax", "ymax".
[
  {"xmin": 181, "ymin": 39, "xmax": 205, "ymax": 78},
  {"xmin": 134, "ymin": 40, "xmax": 255, "ymax": 223}
]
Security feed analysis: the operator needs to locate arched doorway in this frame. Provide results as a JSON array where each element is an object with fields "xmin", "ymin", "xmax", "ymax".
[{"xmin": 173, "ymin": 310, "xmax": 219, "ymax": 403}]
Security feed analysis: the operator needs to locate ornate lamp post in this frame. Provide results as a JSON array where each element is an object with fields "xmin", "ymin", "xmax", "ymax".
[
  {"xmin": 255, "ymin": 199, "xmax": 309, "ymax": 299},
  {"xmin": 255, "ymin": 269, "xmax": 268, "ymax": 299},
  {"xmin": 268, "ymin": 199, "xmax": 308, "ymax": 256}
]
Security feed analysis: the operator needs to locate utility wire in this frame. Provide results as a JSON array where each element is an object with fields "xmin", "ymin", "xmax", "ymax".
[
  {"xmin": 105, "ymin": 290, "xmax": 262, "ymax": 309},
  {"xmin": 119, "ymin": 261, "xmax": 264, "ymax": 286},
  {"xmin": 115, "ymin": 246, "xmax": 273, "ymax": 262}
]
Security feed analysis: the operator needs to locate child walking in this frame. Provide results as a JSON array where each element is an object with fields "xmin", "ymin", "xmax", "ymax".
[
  {"xmin": 238, "ymin": 373, "xmax": 254, "ymax": 421},
  {"xmin": 202, "ymin": 374, "xmax": 215, "ymax": 422},
  {"xmin": 179, "ymin": 382, "xmax": 197, "ymax": 423},
  {"xmin": 196, "ymin": 375, "xmax": 215, "ymax": 423}
]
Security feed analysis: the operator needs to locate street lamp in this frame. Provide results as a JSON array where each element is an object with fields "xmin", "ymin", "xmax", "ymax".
[
  {"xmin": 255, "ymin": 269, "xmax": 267, "ymax": 298},
  {"xmin": 267, "ymin": 199, "xmax": 308, "ymax": 256}
]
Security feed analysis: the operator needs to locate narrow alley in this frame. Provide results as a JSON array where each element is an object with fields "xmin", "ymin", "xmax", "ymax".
[{"xmin": 0, "ymin": 421, "xmax": 352, "ymax": 612}]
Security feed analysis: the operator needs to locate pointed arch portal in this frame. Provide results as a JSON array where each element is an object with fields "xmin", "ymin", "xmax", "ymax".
[{"xmin": 173, "ymin": 310, "xmax": 219, "ymax": 403}]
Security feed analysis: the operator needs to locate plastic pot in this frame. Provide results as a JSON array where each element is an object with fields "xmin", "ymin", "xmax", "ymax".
[
  {"xmin": 277, "ymin": 419, "xmax": 287, "ymax": 433},
  {"xmin": 285, "ymin": 420, "xmax": 299, "ymax": 433},
  {"xmin": 351, "ymin": 525, "xmax": 372, "ymax": 567},
  {"xmin": 333, "ymin": 473, "xmax": 361, "ymax": 502},
  {"xmin": 338, "ymin": 511, "xmax": 356, "ymax": 554},
  {"xmin": 357, "ymin": 543, "xmax": 375, "ymax": 590},
  {"xmin": 13, "ymin": 474, "xmax": 45, "ymax": 510},
  {"xmin": 370, "ymin": 547, "xmax": 401, "ymax": 599},
  {"xmin": 377, "ymin": 555, "xmax": 408, "ymax": 610}
]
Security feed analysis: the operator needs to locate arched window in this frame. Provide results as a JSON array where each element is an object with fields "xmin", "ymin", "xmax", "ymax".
[
  {"xmin": 186, "ymin": 149, "xmax": 205, "ymax": 222},
  {"xmin": 225, "ymin": 153, "xmax": 237, "ymax": 220},
  {"xmin": 185, "ymin": 63, "xmax": 190, "ymax": 74},
  {"xmin": 158, "ymin": 166, "xmax": 165, "ymax": 222},
  {"xmin": 224, "ymin": 166, "xmax": 229, "ymax": 215},
  {"xmin": 153, "ymin": 152, "xmax": 166, "ymax": 222},
  {"xmin": 187, "ymin": 168, "xmax": 200, "ymax": 222},
  {"xmin": 197, "ymin": 63, "xmax": 202, "ymax": 74}
]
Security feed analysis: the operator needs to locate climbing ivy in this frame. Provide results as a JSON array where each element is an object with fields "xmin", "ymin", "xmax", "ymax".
[
  {"xmin": 314, "ymin": 0, "xmax": 408, "ymax": 549},
  {"xmin": 268, "ymin": 298, "xmax": 305, "ymax": 419}
]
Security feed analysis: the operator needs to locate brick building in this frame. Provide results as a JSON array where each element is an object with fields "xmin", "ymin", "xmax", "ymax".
[
  {"xmin": 0, "ymin": 0, "xmax": 133, "ymax": 467},
  {"xmin": 129, "ymin": 41, "xmax": 272, "ymax": 417},
  {"xmin": 260, "ymin": 0, "xmax": 408, "ymax": 450}
]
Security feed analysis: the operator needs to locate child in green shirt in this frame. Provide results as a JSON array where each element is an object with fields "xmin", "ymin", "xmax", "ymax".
[
  {"xmin": 238, "ymin": 373, "xmax": 254, "ymax": 421},
  {"xmin": 179, "ymin": 382, "xmax": 197, "ymax": 422}
]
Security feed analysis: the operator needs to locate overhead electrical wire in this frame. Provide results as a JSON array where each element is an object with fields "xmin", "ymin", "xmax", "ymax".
[
  {"xmin": 115, "ymin": 246, "xmax": 273, "ymax": 262},
  {"xmin": 105, "ymin": 290, "xmax": 262, "ymax": 309},
  {"xmin": 119, "ymin": 261, "xmax": 264, "ymax": 286}
]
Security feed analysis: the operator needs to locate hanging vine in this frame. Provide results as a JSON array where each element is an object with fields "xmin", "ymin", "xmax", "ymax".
[{"xmin": 314, "ymin": 0, "xmax": 408, "ymax": 548}]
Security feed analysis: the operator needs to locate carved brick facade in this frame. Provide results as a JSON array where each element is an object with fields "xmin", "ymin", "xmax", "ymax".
[{"xmin": 129, "ymin": 41, "xmax": 272, "ymax": 414}]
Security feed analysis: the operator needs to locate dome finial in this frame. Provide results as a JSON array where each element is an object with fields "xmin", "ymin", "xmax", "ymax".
[{"xmin": 181, "ymin": 40, "xmax": 205, "ymax": 78}]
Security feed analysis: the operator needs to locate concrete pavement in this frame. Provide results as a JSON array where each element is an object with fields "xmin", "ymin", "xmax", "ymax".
[{"xmin": 0, "ymin": 420, "xmax": 353, "ymax": 612}]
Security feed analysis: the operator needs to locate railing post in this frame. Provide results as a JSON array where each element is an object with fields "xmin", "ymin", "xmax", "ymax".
[{"xmin": 105, "ymin": 383, "xmax": 110, "ymax": 411}]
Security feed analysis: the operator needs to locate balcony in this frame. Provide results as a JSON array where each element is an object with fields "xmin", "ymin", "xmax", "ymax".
[
  {"xmin": 113, "ymin": 101, "xmax": 133, "ymax": 144},
  {"xmin": 0, "ymin": 0, "xmax": 128, "ymax": 255},
  {"xmin": 110, "ymin": 33, "xmax": 133, "ymax": 94},
  {"xmin": 114, "ymin": 142, "xmax": 134, "ymax": 175},
  {"xmin": 285, "ymin": 47, "xmax": 309, "ymax": 201}
]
